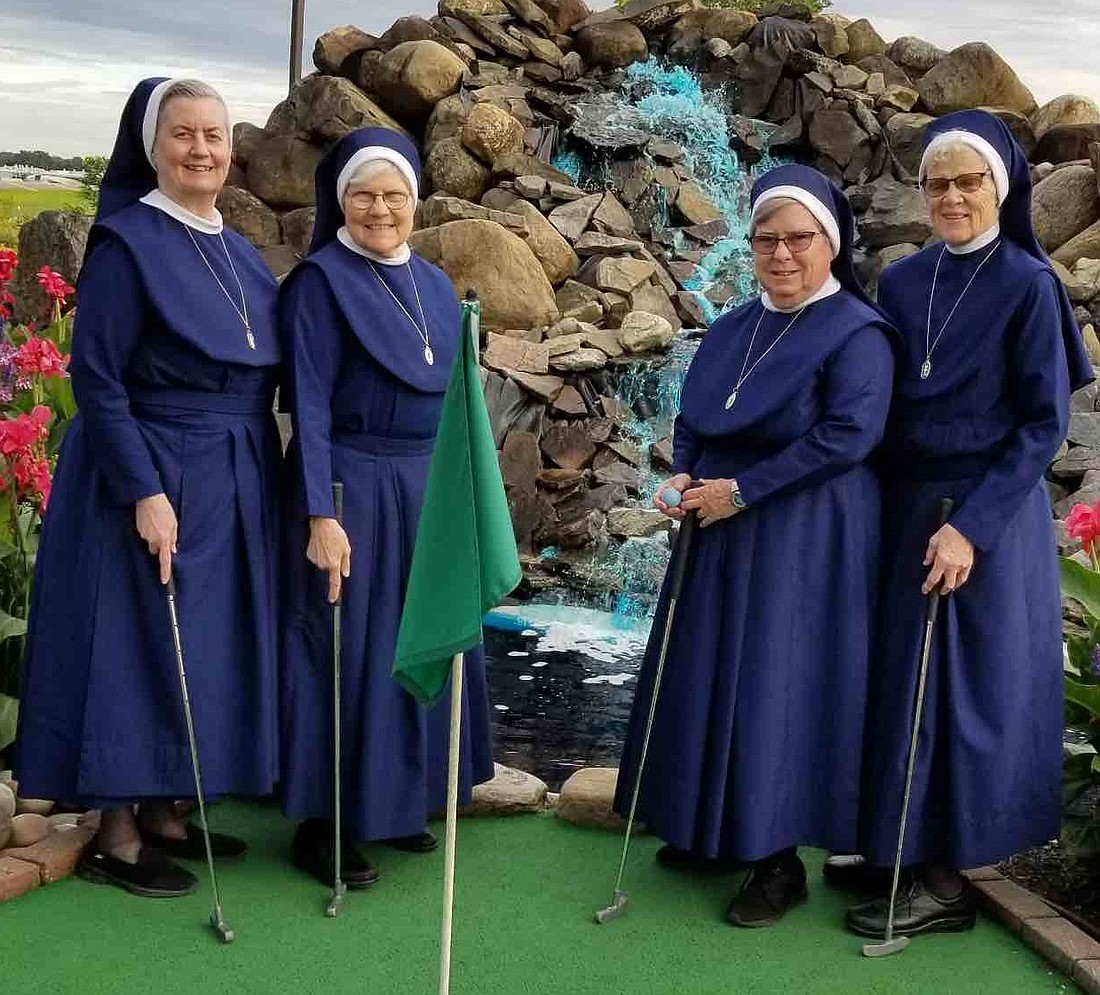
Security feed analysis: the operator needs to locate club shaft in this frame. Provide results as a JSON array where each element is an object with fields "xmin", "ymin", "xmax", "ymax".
[{"xmin": 332, "ymin": 480, "xmax": 345, "ymax": 902}]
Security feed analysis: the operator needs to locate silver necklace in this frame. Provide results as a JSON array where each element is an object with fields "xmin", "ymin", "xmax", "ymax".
[
  {"xmin": 366, "ymin": 261, "xmax": 434, "ymax": 365},
  {"xmin": 921, "ymin": 240, "xmax": 1001, "ymax": 379},
  {"xmin": 724, "ymin": 305, "xmax": 807, "ymax": 410},
  {"xmin": 186, "ymin": 228, "xmax": 255, "ymax": 350}
]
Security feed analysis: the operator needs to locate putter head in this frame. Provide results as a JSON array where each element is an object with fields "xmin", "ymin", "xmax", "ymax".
[
  {"xmin": 862, "ymin": 936, "xmax": 910, "ymax": 958},
  {"xmin": 325, "ymin": 884, "xmax": 347, "ymax": 918},
  {"xmin": 210, "ymin": 915, "xmax": 235, "ymax": 944},
  {"xmin": 594, "ymin": 890, "xmax": 629, "ymax": 925}
]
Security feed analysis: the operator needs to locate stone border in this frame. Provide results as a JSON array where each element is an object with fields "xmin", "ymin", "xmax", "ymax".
[
  {"xmin": 965, "ymin": 866, "xmax": 1100, "ymax": 992},
  {"xmin": 0, "ymin": 825, "xmax": 95, "ymax": 901}
]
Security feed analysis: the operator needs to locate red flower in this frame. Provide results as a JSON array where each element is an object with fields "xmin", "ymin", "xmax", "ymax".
[
  {"xmin": 0, "ymin": 249, "xmax": 17, "ymax": 284},
  {"xmin": 0, "ymin": 407, "xmax": 51, "ymax": 458},
  {"xmin": 36, "ymin": 266, "xmax": 75, "ymax": 306},
  {"xmin": 1066, "ymin": 501, "xmax": 1100, "ymax": 554},
  {"xmin": 13, "ymin": 337, "xmax": 68, "ymax": 378}
]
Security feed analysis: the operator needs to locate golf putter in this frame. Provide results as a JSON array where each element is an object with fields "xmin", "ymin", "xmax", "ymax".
[
  {"xmin": 596, "ymin": 485, "xmax": 701, "ymax": 925},
  {"xmin": 325, "ymin": 481, "xmax": 347, "ymax": 918},
  {"xmin": 165, "ymin": 575, "xmax": 235, "ymax": 944},
  {"xmin": 863, "ymin": 498, "xmax": 955, "ymax": 958}
]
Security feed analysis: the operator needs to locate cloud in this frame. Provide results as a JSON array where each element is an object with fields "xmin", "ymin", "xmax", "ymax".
[{"xmin": 4, "ymin": 0, "xmax": 1099, "ymax": 156}]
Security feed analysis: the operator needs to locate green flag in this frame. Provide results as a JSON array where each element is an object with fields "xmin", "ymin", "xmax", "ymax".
[{"xmin": 393, "ymin": 297, "xmax": 521, "ymax": 705}]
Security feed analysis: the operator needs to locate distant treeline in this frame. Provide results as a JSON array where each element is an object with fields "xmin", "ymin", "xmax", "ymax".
[{"xmin": 0, "ymin": 151, "xmax": 86, "ymax": 171}]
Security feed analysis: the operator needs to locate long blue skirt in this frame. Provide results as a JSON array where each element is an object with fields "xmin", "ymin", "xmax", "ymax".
[
  {"xmin": 279, "ymin": 434, "xmax": 495, "ymax": 841},
  {"xmin": 859, "ymin": 480, "xmax": 1063, "ymax": 870},
  {"xmin": 16, "ymin": 391, "xmax": 281, "ymax": 806},
  {"xmin": 614, "ymin": 465, "xmax": 881, "ymax": 861}
]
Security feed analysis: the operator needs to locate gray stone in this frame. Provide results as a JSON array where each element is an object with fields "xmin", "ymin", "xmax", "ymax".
[
  {"xmin": 484, "ymin": 332, "xmax": 550, "ymax": 374},
  {"xmin": 508, "ymin": 199, "xmax": 580, "ymax": 287},
  {"xmin": 573, "ymin": 232, "xmax": 645, "ymax": 256},
  {"xmin": 917, "ymin": 42, "xmax": 1037, "ymax": 117},
  {"xmin": 1032, "ymin": 95, "xmax": 1100, "ymax": 142},
  {"xmin": 541, "ymin": 421, "xmax": 598, "ymax": 470},
  {"xmin": 877, "ymin": 85, "xmax": 919, "ymax": 114},
  {"xmin": 1054, "ymin": 220, "xmax": 1100, "ymax": 270},
  {"xmin": 268, "ymin": 75, "xmax": 410, "ymax": 143},
  {"xmin": 607, "ymin": 507, "xmax": 672, "ymax": 538},
  {"xmin": 9, "ymin": 813, "xmax": 49, "ymax": 848},
  {"xmin": 548, "ymin": 193, "xmax": 603, "ymax": 242},
  {"xmin": 1052, "ymin": 447, "xmax": 1100, "ymax": 480},
  {"xmin": 424, "ymin": 137, "xmax": 491, "ymax": 200},
  {"xmin": 312, "ymin": 25, "xmax": 381, "ymax": 75},
  {"xmin": 578, "ymin": 0, "xmax": 694, "ymax": 33},
  {"xmin": 247, "ymin": 135, "xmax": 323, "ymax": 208},
  {"xmin": 463, "ymin": 763, "xmax": 549, "ymax": 815},
  {"xmin": 455, "ymin": 11, "xmax": 529, "ymax": 58},
  {"xmin": 734, "ymin": 47, "xmax": 785, "ymax": 119},
  {"xmin": 560, "ymin": 51, "xmax": 584, "ymax": 81},
  {"xmin": 280, "ymin": 207, "xmax": 316, "ymax": 257},
  {"xmin": 508, "ymin": 370, "xmax": 565, "ymax": 401},
  {"xmin": 549, "ymin": 347, "xmax": 608, "ymax": 371},
  {"xmin": 595, "ymin": 257, "xmax": 656, "ymax": 295},
  {"xmin": 10, "ymin": 210, "xmax": 91, "ymax": 324},
  {"xmin": 619, "ymin": 310, "xmax": 675, "ymax": 352},
  {"xmin": 499, "ymin": 430, "xmax": 542, "ymax": 491},
  {"xmin": 1068, "ymin": 412, "xmax": 1100, "ymax": 450},
  {"xmin": 843, "ymin": 17, "xmax": 886, "ymax": 63},
  {"xmin": 859, "ymin": 179, "xmax": 933, "ymax": 250},
  {"xmin": 666, "ymin": 8, "xmax": 757, "ymax": 60},
  {"xmin": 217, "ymin": 186, "xmax": 281, "ymax": 249},
  {"xmin": 886, "ymin": 36, "xmax": 945, "ymax": 78},
  {"xmin": 462, "ymin": 102, "xmax": 526, "ymax": 164},
  {"xmin": 812, "ymin": 14, "xmax": 849, "ymax": 59},
  {"xmin": 231, "ymin": 122, "xmax": 266, "ymax": 168},
  {"xmin": 573, "ymin": 22, "xmax": 648, "ymax": 69},
  {"xmin": 674, "ymin": 182, "xmax": 723, "ymax": 226},
  {"xmin": 1032, "ymin": 165, "xmax": 1099, "ymax": 253},
  {"xmin": 885, "ymin": 112, "xmax": 936, "ymax": 177},
  {"xmin": 514, "ymin": 175, "xmax": 548, "ymax": 199},
  {"xmin": 1055, "ymin": 469, "xmax": 1100, "ymax": 519},
  {"xmin": 808, "ymin": 105, "xmax": 868, "ymax": 168},
  {"xmin": 421, "ymin": 194, "xmax": 528, "ymax": 233},
  {"xmin": 591, "ymin": 192, "xmax": 637, "ymax": 239}
]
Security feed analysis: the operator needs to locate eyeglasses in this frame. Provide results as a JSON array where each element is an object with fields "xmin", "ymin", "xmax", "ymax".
[
  {"xmin": 347, "ymin": 190, "xmax": 411, "ymax": 211},
  {"xmin": 746, "ymin": 231, "xmax": 820, "ymax": 255},
  {"xmin": 920, "ymin": 171, "xmax": 991, "ymax": 198}
]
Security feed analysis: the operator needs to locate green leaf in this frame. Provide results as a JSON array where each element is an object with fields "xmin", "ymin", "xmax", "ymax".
[
  {"xmin": 0, "ymin": 609, "xmax": 27, "ymax": 644},
  {"xmin": 0, "ymin": 693, "xmax": 17, "ymax": 753},
  {"xmin": 1066, "ymin": 675, "xmax": 1100, "ymax": 716},
  {"xmin": 1068, "ymin": 634, "xmax": 1093, "ymax": 678},
  {"xmin": 1061, "ymin": 557, "xmax": 1100, "ymax": 620}
]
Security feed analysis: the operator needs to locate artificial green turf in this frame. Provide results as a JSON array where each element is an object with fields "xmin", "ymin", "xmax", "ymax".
[{"xmin": 0, "ymin": 801, "xmax": 1068, "ymax": 995}]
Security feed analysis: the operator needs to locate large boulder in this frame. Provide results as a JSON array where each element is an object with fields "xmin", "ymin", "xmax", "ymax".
[
  {"xmin": 1031, "ymin": 95, "xmax": 1100, "ymax": 141},
  {"xmin": 424, "ymin": 137, "xmax": 492, "ymax": 200},
  {"xmin": 461, "ymin": 103, "xmax": 526, "ymax": 164},
  {"xmin": 281, "ymin": 207, "xmax": 317, "ymax": 257},
  {"xmin": 808, "ymin": 105, "xmax": 869, "ymax": 169},
  {"xmin": 231, "ymin": 122, "xmax": 266, "ymax": 168},
  {"xmin": 1053, "ymin": 220, "xmax": 1100, "ymax": 270},
  {"xmin": 1034, "ymin": 124, "xmax": 1100, "ymax": 166},
  {"xmin": 508, "ymin": 199, "xmax": 580, "ymax": 286},
  {"xmin": 217, "ymin": 186, "xmax": 281, "ymax": 249},
  {"xmin": 1032, "ymin": 165, "xmax": 1100, "ymax": 254},
  {"xmin": 734, "ymin": 47, "xmax": 785, "ymax": 119},
  {"xmin": 11, "ymin": 210, "xmax": 92, "ymax": 324},
  {"xmin": 373, "ymin": 41, "xmax": 467, "ymax": 123},
  {"xmin": 573, "ymin": 22, "xmax": 648, "ymax": 69},
  {"xmin": 843, "ymin": 18, "xmax": 886, "ymax": 64},
  {"xmin": 858, "ymin": 178, "xmax": 933, "ymax": 249},
  {"xmin": 666, "ymin": 9, "xmax": 756, "ymax": 60},
  {"xmin": 246, "ymin": 135, "xmax": 323, "ymax": 208},
  {"xmin": 812, "ymin": 14, "xmax": 849, "ymax": 59},
  {"xmin": 885, "ymin": 112, "xmax": 935, "ymax": 177},
  {"xmin": 619, "ymin": 310, "xmax": 675, "ymax": 352},
  {"xmin": 439, "ymin": 0, "xmax": 507, "ymax": 16},
  {"xmin": 556, "ymin": 767, "xmax": 623, "ymax": 830},
  {"xmin": 266, "ymin": 75, "xmax": 410, "ymax": 143},
  {"xmin": 917, "ymin": 42, "xmax": 1037, "ymax": 117},
  {"xmin": 312, "ymin": 25, "xmax": 380, "ymax": 75},
  {"xmin": 885, "ymin": 36, "xmax": 945, "ymax": 79},
  {"xmin": 425, "ymin": 94, "xmax": 470, "ymax": 149},
  {"xmin": 380, "ymin": 15, "xmax": 446, "ymax": 47},
  {"xmin": 462, "ymin": 763, "xmax": 548, "ymax": 815},
  {"xmin": 579, "ymin": 0, "xmax": 696, "ymax": 32},
  {"xmin": 409, "ymin": 220, "xmax": 559, "ymax": 330}
]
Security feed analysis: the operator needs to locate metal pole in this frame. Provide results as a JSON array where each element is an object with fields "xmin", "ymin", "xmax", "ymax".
[{"xmin": 289, "ymin": 0, "xmax": 305, "ymax": 92}]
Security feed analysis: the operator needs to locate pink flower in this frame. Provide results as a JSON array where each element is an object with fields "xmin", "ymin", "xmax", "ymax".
[
  {"xmin": 0, "ymin": 249, "xmax": 17, "ymax": 284},
  {"xmin": 36, "ymin": 266, "xmax": 75, "ymax": 306},
  {"xmin": 1066, "ymin": 501, "xmax": 1100, "ymax": 554},
  {"xmin": 13, "ymin": 338, "xmax": 68, "ymax": 378}
]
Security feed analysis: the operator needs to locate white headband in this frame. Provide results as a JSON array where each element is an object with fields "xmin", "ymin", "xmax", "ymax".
[
  {"xmin": 750, "ymin": 186, "xmax": 841, "ymax": 258},
  {"xmin": 142, "ymin": 78, "xmax": 177, "ymax": 166},
  {"xmin": 919, "ymin": 130, "xmax": 1010, "ymax": 204},
  {"xmin": 336, "ymin": 146, "xmax": 419, "ymax": 207}
]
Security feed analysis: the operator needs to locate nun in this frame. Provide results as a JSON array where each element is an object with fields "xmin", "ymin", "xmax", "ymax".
[
  {"xmin": 845, "ymin": 110, "xmax": 1094, "ymax": 939},
  {"xmin": 14, "ymin": 78, "xmax": 282, "ymax": 897},
  {"xmin": 278, "ymin": 127, "xmax": 494, "ymax": 888},
  {"xmin": 613, "ymin": 164, "xmax": 896, "ymax": 927}
]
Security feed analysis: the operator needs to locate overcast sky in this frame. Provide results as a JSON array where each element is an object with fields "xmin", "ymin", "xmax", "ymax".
[{"xmin": 4, "ymin": 0, "xmax": 1099, "ymax": 157}]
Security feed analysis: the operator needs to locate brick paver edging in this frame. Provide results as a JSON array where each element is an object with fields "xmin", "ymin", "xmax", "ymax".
[
  {"xmin": 0, "ymin": 826, "xmax": 96, "ymax": 901},
  {"xmin": 965, "ymin": 866, "xmax": 1100, "ymax": 993}
]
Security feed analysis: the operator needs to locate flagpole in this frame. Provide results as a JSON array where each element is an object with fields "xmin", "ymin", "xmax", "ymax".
[{"xmin": 438, "ymin": 650, "xmax": 464, "ymax": 995}]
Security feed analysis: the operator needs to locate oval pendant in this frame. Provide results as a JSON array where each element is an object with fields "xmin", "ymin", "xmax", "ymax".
[
  {"xmin": 725, "ymin": 390, "xmax": 737, "ymax": 410},
  {"xmin": 424, "ymin": 344, "xmax": 435, "ymax": 366},
  {"xmin": 920, "ymin": 359, "xmax": 932, "ymax": 380}
]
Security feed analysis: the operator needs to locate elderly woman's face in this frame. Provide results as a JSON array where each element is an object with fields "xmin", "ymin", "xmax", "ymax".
[
  {"xmin": 153, "ymin": 97, "xmax": 230, "ymax": 204},
  {"xmin": 752, "ymin": 202, "xmax": 834, "ymax": 309},
  {"xmin": 344, "ymin": 165, "xmax": 415, "ymax": 258},
  {"xmin": 923, "ymin": 146, "xmax": 999, "ymax": 246}
]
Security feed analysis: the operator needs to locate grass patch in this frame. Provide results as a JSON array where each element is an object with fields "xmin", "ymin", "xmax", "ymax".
[{"xmin": 0, "ymin": 187, "xmax": 85, "ymax": 248}]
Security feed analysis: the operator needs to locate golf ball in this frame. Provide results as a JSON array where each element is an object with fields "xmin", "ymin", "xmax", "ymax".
[{"xmin": 661, "ymin": 487, "xmax": 682, "ymax": 508}]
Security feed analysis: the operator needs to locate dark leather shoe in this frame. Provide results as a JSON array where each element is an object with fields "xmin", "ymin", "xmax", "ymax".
[
  {"xmin": 845, "ymin": 877, "xmax": 976, "ymax": 938},
  {"xmin": 656, "ymin": 845, "xmax": 745, "ymax": 875},
  {"xmin": 822, "ymin": 854, "xmax": 891, "ymax": 893},
  {"xmin": 78, "ymin": 846, "xmax": 198, "ymax": 898},
  {"xmin": 292, "ymin": 819, "xmax": 379, "ymax": 890},
  {"xmin": 726, "ymin": 855, "xmax": 808, "ymax": 927},
  {"xmin": 384, "ymin": 831, "xmax": 438, "ymax": 853},
  {"xmin": 141, "ymin": 823, "xmax": 247, "ymax": 861}
]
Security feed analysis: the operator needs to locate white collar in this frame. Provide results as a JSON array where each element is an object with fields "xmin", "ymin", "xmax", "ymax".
[
  {"xmin": 761, "ymin": 273, "xmax": 842, "ymax": 313},
  {"xmin": 337, "ymin": 226, "xmax": 411, "ymax": 266},
  {"xmin": 945, "ymin": 222, "xmax": 1001, "ymax": 256},
  {"xmin": 140, "ymin": 188, "xmax": 223, "ymax": 234}
]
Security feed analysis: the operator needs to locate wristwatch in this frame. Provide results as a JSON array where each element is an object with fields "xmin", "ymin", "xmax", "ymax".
[{"xmin": 729, "ymin": 480, "xmax": 747, "ymax": 512}]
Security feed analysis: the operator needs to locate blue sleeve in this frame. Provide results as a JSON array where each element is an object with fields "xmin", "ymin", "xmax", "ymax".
[
  {"xmin": 950, "ymin": 274, "xmax": 1070, "ymax": 551},
  {"xmin": 671, "ymin": 415, "xmax": 702, "ymax": 476},
  {"xmin": 281, "ymin": 267, "xmax": 346, "ymax": 518},
  {"xmin": 735, "ymin": 328, "xmax": 895, "ymax": 505},
  {"xmin": 68, "ymin": 235, "xmax": 163, "ymax": 505}
]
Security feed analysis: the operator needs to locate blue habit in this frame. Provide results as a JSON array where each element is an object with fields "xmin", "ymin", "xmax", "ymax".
[
  {"xmin": 613, "ymin": 289, "xmax": 895, "ymax": 861},
  {"xmin": 860, "ymin": 239, "xmax": 1078, "ymax": 869},
  {"xmin": 16, "ymin": 203, "xmax": 282, "ymax": 806},
  {"xmin": 278, "ymin": 240, "xmax": 494, "ymax": 841}
]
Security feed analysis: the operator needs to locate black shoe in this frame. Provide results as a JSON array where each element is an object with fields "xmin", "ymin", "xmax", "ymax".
[
  {"xmin": 656, "ymin": 845, "xmax": 745, "ymax": 875},
  {"xmin": 725, "ymin": 854, "xmax": 808, "ymax": 928},
  {"xmin": 384, "ymin": 831, "xmax": 438, "ymax": 853},
  {"xmin": 291, "ymin": 819, "xmax": 379, "ymax": 890},
  {"xmin": 141, "ymin": 823, "xmax": 248, "ymax": 861},
  {"xmin": 77, "ymin": 846, "xmax": 198, "ymax": 898},
  {"xmin": 822, "ymin": 854, "xmax": 891, "ymax": 893},
  {"xmin": 845, "ymin": 876, "xmax": 977, "ymax": 939}
]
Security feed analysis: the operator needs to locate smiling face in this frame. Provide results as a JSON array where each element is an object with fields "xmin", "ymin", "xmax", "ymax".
[
  {"xmin": 923, "ymin": 145, "xmax": 1000, "ymax": 246},
  {"xmin": 152, "ymin": 96, "xmax": 230, "ymax": 208},
  {"xmin": 343, "ymin": 164, "xmax": 415, "ymax": 258},
  {"xmin": 752, "ymin": 201, "xmax": 835, "ymax": 309}
]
